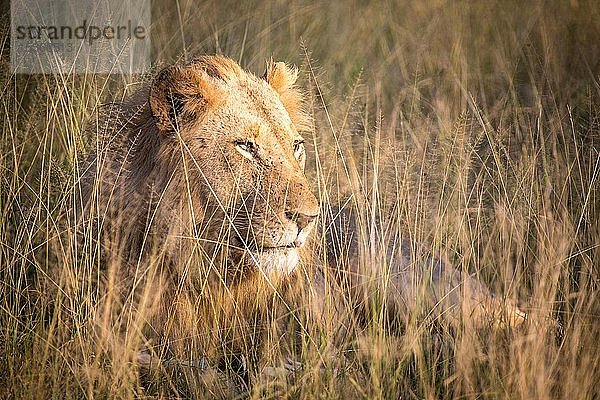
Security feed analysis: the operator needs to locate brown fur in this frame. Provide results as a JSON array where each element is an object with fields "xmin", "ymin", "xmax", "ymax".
[
  {"xmin": 77, "ymin": 56, "xmax": 525, "ymax": 385},
  {"xmin": 77, "ymin": 56, "xmax": 320, "ymax": 368}
]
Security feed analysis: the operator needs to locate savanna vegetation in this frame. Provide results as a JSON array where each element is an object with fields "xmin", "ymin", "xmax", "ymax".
[{"xmin": 1, "ymin": 0, "xmax": 599, "ymax": 398}]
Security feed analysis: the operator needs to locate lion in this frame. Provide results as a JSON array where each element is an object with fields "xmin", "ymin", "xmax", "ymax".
[
  {"xmin": 80, "ymin": 55, "xmax": 317, "ymax": 277},
  {"xmin": 76, "ymin": 55, "xmax": 525, "ymax": 391},
  {"xmin": 76, "ymin": 55, "xmax": 321, "ymax": 385}
]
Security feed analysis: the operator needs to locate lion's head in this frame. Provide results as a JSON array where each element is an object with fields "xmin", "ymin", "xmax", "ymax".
[{"xmin": 84, "ymin": 56, "xmax": 319, "ymax": 281}]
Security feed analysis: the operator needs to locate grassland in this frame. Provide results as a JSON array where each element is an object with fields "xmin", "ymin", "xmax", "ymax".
[{"xmin": 1, "ymin": 0, "xmax": 599, "ymax": 398}]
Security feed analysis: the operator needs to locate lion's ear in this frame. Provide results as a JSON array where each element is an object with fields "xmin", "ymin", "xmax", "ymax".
[
  {"xmin": 149, "ymin": 65, "xmax": 221, "ymax": 133},
  {"xmin": 264, "ymin": 61, "xmax": 298, "ymax": 94},
  {"xmin": 264, "ymin": 61, "xmax": 311, "ymax": 131}
]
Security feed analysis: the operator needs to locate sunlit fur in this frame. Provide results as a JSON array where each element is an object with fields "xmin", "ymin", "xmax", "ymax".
[{"xmin": 79, "ymin": 56, "xmax": 319, "ymax": 285}]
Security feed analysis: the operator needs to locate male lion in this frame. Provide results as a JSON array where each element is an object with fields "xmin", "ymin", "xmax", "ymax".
[
  {"xmin": 81, "ymin": 55, "xmax": 317, "ymax": 278},
  {"xmin": 77, "ymin": 55, "xmax": 320, "ymax": 380},
  {"xmin": 76, "ymin": 55, "xmax": 525, "ymax": 389}
]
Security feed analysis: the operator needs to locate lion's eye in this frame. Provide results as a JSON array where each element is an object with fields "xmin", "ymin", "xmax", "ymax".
[
  {"xmin": 293, "ymin": 140, "xmax": 305, "ymax": 160},
  {"xmin": 235, "ymin": 140, "xmax": 257, "ymax": 160}
]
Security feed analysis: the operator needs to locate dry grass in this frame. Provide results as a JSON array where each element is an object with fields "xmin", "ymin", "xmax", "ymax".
[{"xmin": 1, "ymin": 0, "xmax": 599, "ymax": 398}]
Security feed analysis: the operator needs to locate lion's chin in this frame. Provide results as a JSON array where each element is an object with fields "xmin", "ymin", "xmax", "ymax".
[{"xmin": 250, "ymin": 247, "xmax": 300, "ymax": 275}]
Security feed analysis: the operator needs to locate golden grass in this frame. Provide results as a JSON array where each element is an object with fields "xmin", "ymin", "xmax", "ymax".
[{"xmin": 1, "ymin": 0, "xmax": 599, "ymax": 398}]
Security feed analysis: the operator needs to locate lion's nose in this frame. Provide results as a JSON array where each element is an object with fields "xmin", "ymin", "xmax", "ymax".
[{"xmin": 285, "ymin": 210, "xmax": 318, "ymax": 231}]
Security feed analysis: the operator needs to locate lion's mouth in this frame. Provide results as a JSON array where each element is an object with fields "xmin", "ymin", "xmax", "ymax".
[
  {"xmin": 262, "ymin": 243, "xmax": 298, "ymax": 250},
  {"xmin": 229, "ymin": 236, "xmax": 300, "ymax": 252},
  {"xmin": 228, "ymin": 238, "xmax": 300, "ymax": 274}
]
